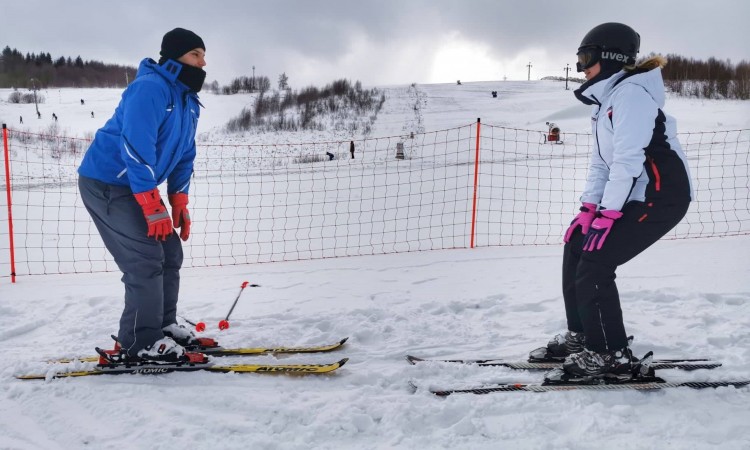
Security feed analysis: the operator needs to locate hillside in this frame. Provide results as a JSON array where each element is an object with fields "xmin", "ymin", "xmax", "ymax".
[{"xmin": 2, "ymin": 80, "xmax": 749, "ymax": 143}]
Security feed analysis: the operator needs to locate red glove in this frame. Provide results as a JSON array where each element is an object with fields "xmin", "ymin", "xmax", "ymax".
[
  {"xmin": 168, "ymin": 193, "xmax": 191, "ymax": 241},
  {"xmin": 133, "ymin": 188, "xmax": 172, "ymax": 241}
]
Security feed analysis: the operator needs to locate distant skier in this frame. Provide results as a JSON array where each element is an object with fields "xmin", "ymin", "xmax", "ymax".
[
  {"xmin": 349, "ymin": 140, "xmax": 355, "ymax": 159},
  {"xmin": 19, "ymin": 115, "xmax": 23, "ymax": 124},
  {"xmin": 326, "ymin": 151, "xmax": 335, "ymax": 161},
  {"xmin": 81, "ymin": 99, "xmax": 85, "ymax": 105},
  {"xmin": 52, "ymin": 113, "xmax": 58, "ymax": 122},
  {"xmin": 91, "ymin": 111, "xmax": 95, "ymax": 118},
  {"xmin": 78, "ymin": 28, "xmax": 207, "ymax": 364},
  {"xmin": 531, "ymin": 22, "xmax": 693, "ymax": 379}
]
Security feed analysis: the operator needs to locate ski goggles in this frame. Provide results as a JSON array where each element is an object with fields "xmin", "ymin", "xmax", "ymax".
[{"xmin": 576, "ymin": 47, "xmax": 600, "ymax": 72}]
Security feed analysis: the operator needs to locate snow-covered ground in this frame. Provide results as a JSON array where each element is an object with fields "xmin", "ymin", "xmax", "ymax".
[{"xmin": 0, "ymin": 80, "xmax": 749, "ymax": 450}]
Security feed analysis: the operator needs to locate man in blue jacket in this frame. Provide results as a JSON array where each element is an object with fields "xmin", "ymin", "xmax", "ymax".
[{"xmin": 78, "ymin": 28, "xmax": 206, "ymax": 363}]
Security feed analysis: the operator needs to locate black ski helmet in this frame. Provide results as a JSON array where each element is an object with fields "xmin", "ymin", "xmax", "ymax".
[{"xmin": 576, "ymin": 22, "xmax": 640, "ymax": 72}]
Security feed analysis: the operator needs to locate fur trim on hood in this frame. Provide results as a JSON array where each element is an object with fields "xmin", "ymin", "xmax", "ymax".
[{"xmin": 626, "ymin": 55, "xmax": 668, "ymax": 72}]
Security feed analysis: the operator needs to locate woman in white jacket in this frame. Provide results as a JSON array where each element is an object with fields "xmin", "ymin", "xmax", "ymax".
[{"xmin": 531, "ymin": 23, "xmax": 693, "ymax": 378}]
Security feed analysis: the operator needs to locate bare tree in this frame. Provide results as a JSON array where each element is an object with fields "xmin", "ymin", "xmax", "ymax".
[
  {"xmin": 257, "ymin": 76, "xmax": 271, "ymax": 94},
  {"xmin": 278, "ymin": 72, "xmax": 289, "ymax": 91}
]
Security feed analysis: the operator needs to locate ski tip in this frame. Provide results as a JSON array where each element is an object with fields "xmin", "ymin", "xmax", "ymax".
[
  {"xmin": 339, "ymin": 337, "xmax": 349, "ymax": 345},
  {"xmin": 338, "ymin": 358, "xmax": 349, "ymax": 367},
  {"xmin": 16, "ymin": 374, "xmax": 47, "ymax": 380},
  {"xmin": 430, "ymin": 388, "xmax": 453, "ymax": 397},
  {"xmin": 405, "ymin": 355, "xmax": 423, "ymax": 365}
]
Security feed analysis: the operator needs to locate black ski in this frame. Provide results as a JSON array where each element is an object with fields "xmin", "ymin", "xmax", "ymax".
[
  {"xmin": 411, "ymin": 353, "xmax": 747, "ymax": 396},
  {"xmin": 416, "ymin": 378, "xmax": 750, "ymax": 396},
  {"xmin": 405, "ymin": 355, "xmax": 721, "ymax": 371}
]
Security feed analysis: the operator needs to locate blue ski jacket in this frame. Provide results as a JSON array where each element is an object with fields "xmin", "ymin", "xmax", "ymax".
[{"xmin": 78, "ymin": 58, "xmax": 201, "ymax": 195}]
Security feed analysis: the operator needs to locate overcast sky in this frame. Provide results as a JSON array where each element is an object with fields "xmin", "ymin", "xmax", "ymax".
[{"xmin": 4, "ymin": 0, "xmax": 748, "ymax": 88}]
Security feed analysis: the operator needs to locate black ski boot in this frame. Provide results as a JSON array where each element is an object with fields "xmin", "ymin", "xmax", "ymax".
[
  {"xmin": 529, "ymin": 331, "xmax": 585, "ymax": 361},
  {"xmin": 561, "ymin": 346, "xmax": 635, "ymax": 379}
]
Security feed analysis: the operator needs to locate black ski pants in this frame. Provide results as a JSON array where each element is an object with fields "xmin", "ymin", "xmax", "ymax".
[
  {"xmin": 79, "ymin": 175, "xmax": 183, "ymax": 355},
  {"xmin": 562, "ymin": 200, "xmax": 689, "ymax": 353}
]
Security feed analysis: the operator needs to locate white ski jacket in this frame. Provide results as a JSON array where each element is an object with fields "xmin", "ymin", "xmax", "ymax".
[{"xmin": 575, "ymin": 63, "xmax": 693, "ymax": 211}]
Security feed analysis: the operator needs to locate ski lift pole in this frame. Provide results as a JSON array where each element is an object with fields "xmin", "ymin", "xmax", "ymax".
[
  {"xmin": 470, "ymin": 118, "xmax": 481, "ymax": 249},
  {"xmin": 2, "ymin": 124, "xmax": 17, "ymax": 283}
]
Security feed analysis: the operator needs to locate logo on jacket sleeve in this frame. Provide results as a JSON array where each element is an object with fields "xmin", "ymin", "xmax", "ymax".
[{"xmin": 607, "ymin": 107, "xmax": 613, "ymax": 120}]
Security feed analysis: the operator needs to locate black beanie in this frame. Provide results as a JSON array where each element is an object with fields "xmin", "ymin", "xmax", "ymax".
[{"xmin": 159, "ymin": 28, "xmax": 205, "ymax": 62}]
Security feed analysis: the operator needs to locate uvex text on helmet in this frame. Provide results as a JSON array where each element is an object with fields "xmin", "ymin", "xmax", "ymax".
[{"xmin": 576, "ymin": 23, "xmax": 640, "ymax": 71}]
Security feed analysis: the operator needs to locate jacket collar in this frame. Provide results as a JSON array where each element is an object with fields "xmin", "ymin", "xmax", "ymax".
[
  {"xmin": 136, "ymin": 58, "xmax": 192, "ymax": 94},
  {"xmin": 573, "ymin": 67, "xmax": 666, "ymax": 109},
  {"xmin": 574, "ymin": 70, "xmax": 625, "ymax": 106},
  {"xmin": 156, "ymin": 59, "xmax": 184, "ymax": 84}
]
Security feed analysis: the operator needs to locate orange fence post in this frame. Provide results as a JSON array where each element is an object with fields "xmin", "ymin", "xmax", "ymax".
[
  {"xmin": 2, "ymin": 124, "xmax": 16, "ymax": 283},
  {"xmin": 470, "ymin": 118, "xmax": 481, "ymax": 248}
]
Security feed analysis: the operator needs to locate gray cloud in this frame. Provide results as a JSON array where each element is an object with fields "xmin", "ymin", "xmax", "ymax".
[{"xmin": 4, "ymin": 0, "xmax": 748, "ymax": 87}]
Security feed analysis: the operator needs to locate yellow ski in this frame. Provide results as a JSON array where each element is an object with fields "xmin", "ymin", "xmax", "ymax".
[
  {"xmin": 47, "ymin": 337, "xmax": 349, "ymax": 364},
  {"xmin": 18, "ymin": 358, "xmax": 348, "ymax": 380}
]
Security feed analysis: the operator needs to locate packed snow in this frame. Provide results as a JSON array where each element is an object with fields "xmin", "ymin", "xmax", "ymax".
[{"xmin": 0, "ymin": 80, "xmax": 749, "ymax": 450}]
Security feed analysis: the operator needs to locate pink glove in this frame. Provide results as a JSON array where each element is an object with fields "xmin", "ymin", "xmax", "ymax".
[
  {"xmin": 583, "ymin": 209, "xmax": 623, "ymax": 251},
  {"xmin": 168, "ymin": 193, "xmax": 191, "ymax": 241},
  {"xmin": 563, "ymin": 202, "xmax": 597, "ymax": 243}
]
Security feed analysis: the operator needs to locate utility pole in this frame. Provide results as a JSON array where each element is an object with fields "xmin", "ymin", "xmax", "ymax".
[
  {"xmin": 29, "ymin": 78, "xmax": 40, "ymax": 117},
  {"xmin": 526, "ymin": 62, "xmax": 532, "ymax": 81},
  {"xmin": 564, "ymin": 64, "xmax": 570, "ymax": 90},
  {"xmin": 252, "ymin": 65, "xmax": 255, "ymax": 92}
]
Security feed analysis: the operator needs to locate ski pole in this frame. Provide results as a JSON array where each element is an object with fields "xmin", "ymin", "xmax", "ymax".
[{"xmin": 218, "ymin": 281, "xmax": 260, "ymax": 330}]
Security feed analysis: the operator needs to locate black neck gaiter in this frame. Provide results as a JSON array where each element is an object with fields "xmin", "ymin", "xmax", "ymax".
[{"xmin": 177, "ymin": 63, "xmax": 206, "ymax": 93}]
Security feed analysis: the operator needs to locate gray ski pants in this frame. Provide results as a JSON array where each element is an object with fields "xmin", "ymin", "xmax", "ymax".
[{"xmin": 78, "ymin": 175, "xmax": 183, "ymax": 355}]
